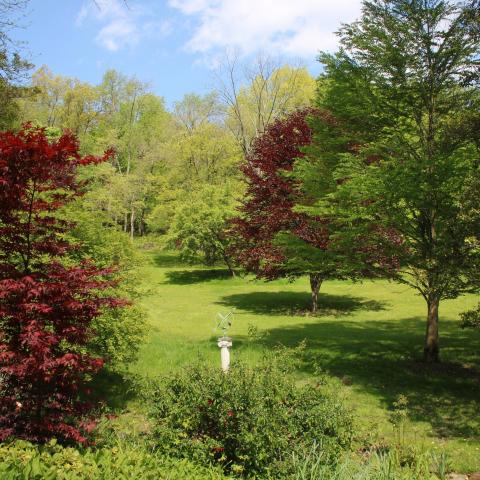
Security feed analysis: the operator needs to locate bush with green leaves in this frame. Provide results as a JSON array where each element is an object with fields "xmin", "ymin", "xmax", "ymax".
[
  {"xmin": 460, "ymin": 304, "xmax": 480, "ymax": 329},
  {"xmin": 63, "ymin": 194, "xmax": 148, "ymax": 370},
  {"xmin": 0, "ymin": 439, "xmax": 228, "ymax": 480},
  {"xmin": 165, "ymin": 183, "xmax": 238, "ymax": 275},
  {"xmin": 149, "ymin": 350, "xmax": 354, "ymax": 478}
]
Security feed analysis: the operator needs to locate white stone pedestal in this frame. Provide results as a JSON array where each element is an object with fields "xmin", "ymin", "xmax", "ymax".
[{"xmin": 217, "ymin": 336, "xmax": 232, "ymax": 372}]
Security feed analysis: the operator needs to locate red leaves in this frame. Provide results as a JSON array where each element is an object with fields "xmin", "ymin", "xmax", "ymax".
[
  {"xmin": 230, "ymin": 108, "xmax": 329, "ymax": 278},
  {"xmin": 0, "ymin": 264, "xmax": 114, "ymax": 444},
  {"xmin": 0, "ymin": 125, "xmax": 110, "ymax": 271},
  {"xmin": 0, "ymin": 126, "xmax": 123, "ymax": 444}
]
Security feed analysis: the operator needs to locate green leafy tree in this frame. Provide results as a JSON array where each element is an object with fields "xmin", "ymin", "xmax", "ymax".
[
  {"xmin": 148, "ymin": 91, "xmax": 242, "ymax": 238},
  {"xmin": 0, "ymin": 0, "xmax": 32, "ymax": 129},
  {"xmin": 215, "ymin": 54, "xmax": 316, "ymax": 155},
  {"xmin": 168, "ymin": 122, "xmax": 241, "ymax": 186},
  {"xmin": 20, "ymin": 66, "xmax": 101, "ymax": 137},
  {"xmin": 64, "ymin": 184, "xmax": 148, "ymax": 369},
  {"xmin": 305, "ymin": 0, "xmax": 480, "ymax": 361},
  {"xmin": 173, "ymin": 92, "xmax": 219, "ymax": 132},
  {"xmin": 166, "ymin": 184, "xmax": 238, "ymax": 276}
]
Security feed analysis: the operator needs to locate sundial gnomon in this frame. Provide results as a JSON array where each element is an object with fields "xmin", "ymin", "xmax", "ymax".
[{"xmin": 216, "ymin": 311, "xmax": 233, "ymax": 337}]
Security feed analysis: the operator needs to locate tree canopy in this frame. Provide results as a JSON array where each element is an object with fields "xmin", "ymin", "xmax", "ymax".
[{"xmin": 295, "ymin": 0, "xmax": 480, "ymax": 361}]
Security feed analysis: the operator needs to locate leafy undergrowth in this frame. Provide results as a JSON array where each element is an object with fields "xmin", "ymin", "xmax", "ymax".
[
  {"xmin": 0, "ymin": 438, "xmax": 457, "ymax": 480},
  {"xmin": 0, "ymin": 439, "xmax": 228, "ymax": 480}
]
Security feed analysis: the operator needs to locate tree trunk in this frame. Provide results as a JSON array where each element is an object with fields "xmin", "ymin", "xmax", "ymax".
[
  {"xmin": 424, "ymin": 297, "xmax": 440, "ymax": 362},
  {"xmin": 224, "ymin": 255, "xmax": 236, "ymax": 277},
  {"xmin": 138, "ymin": 209, "xmax": 145, "ymax": 236},
  {"xmin": 130, "ymin": 207, "xmax": 135, "ymax": 240},
  {"xmin": 309, "ymin": 273, "xmax": 323, "ymax": 314}
]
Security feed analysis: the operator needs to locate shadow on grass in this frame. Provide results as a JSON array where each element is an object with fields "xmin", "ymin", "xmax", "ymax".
[
  {"xmin": 151, "ymin": 252, "xmax": 189, "ymax": 268},
  {"xmin": 217, "ymin": 291, "xmax": 386, "ymax": 316},
  {"xmin": 89, "ymin": 369, "xmax": 139, "ymax": 411},
  {"xmin": 240, "ymin": 316, "xmax": 480, "ymax": 439},
  {"xmin": 164, "ymin": 269, "xmax": 234, "ymax": 285}
]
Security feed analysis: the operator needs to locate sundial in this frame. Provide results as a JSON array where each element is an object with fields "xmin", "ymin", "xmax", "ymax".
[
  {"xmin": 216, "ymin": 311, "xmax": 233, "ymax": 338},
  {"xmin": 215, "ymin": 311, "xmax": 234, "ymax": 372}
]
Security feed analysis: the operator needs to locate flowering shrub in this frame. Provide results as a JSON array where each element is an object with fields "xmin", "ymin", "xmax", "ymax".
[{"xmin": 149, "ymin": 350, "xmax": 354, "ymax": 477}]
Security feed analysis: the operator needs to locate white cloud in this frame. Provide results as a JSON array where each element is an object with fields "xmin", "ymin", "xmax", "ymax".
[
  {"xmin": 97, "ymin": 17, "xmax": 137, "ymax": 51},
  {"xmin": 76, "ymin": 5, "xmax": 90, "ymax": 26},
  {"xmin": 76, "ymin": 0, "xmax": 171, "ymax": 52},
  {"xmin": 169, "ymin": 0, "xmax": 362, "ymax": 59}
]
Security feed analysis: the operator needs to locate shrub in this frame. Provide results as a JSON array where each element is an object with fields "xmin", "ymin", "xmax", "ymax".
[
  {"xmin": 65, "ymin": 190, "xmax": 148, "ymax": 371},
  {"xmin": 0, "ymin": 126, "xmax": 125, "ymax": 443},
  {"xmin": 89, "ymin": 304, "xmax": 146, "ymax": 368},
  {"xmin": 460, "ymin": 304, "xmax": 480, "ymax": 329},
  {"xmin": 149, "ymin": 350, "xmax": 354, "ymax": 477},
  {"xmin": 0, "ymin": 439, "xmax": 228, "ymax": 480}
]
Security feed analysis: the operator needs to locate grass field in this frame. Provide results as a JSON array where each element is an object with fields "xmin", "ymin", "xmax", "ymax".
[{"xmin": 125, "ymin": 249, "xmax": 480, "ymax": 473}]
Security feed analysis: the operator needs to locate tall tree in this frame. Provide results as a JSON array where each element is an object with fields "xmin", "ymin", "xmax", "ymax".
[
  {"xmin": 230, "ymin": 109, "xmax": 342, "ymax": 313},
  {"xmin": 173, "ymin": 92, "xmax": 220, "ymax": 133},
  {"xmin": 166, "ymin": 184, "xmax": 238, "ymax": 276},
  {"xmin": 308, "ymin": 0, "xmax": 480, "ymax": 361},
  {"xmin": 147, "ymin": 91, "xmax": 242, "ymax": 238},
  {"xmin": 21, "ymin": 66, "xmax": 101, "ymax": 136},
  {"xmin": 0, "ymin": 126, "xmax": 124, "ymax": 442},
  {"xmin": 214, "ymin": 53, "xmax": 316, "ymax": 155},
  {"xmin": 0, "ymin": 0, "xmax": 32, "ymax": 129}
]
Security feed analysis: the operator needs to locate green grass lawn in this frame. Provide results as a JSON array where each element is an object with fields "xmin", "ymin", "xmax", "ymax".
[{"xmin": 128, "ymin": 250, "xmax": 480, "ymax": 473}]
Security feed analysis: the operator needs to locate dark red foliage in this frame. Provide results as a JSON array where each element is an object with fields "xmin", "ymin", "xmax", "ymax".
[
  {"xmin": 230, "ymin": 108, "xmax": 332, "ymax": 279},
  {"xmin": 0, "ymin": 125, "xmax": 120, "ymax": 443},
  {"xmin": 230, "ymin": 109, "xmax": 401, "ymax": 282}
]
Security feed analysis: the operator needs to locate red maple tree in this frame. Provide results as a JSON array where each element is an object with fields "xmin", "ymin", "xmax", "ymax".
[
  {"xmin": 230, "ymin": 109, "xmax": 401, "ymax": 313},
  {"xmin": 230, "ymin": 109, "xmax": 337, "ymax": 312},
  {"xmin": 0, "ymin": 126, "xmax": 123, "ymax": 443}
]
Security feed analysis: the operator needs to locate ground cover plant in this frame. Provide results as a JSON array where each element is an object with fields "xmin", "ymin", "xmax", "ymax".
[{"xmin": 0, "ymin": 439, "xmax": 229, "ymax": 480}]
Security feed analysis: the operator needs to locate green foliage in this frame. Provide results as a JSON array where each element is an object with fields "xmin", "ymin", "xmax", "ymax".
[
  {"xmin": 168, "ymin": 122, "xmax": 241, "ymax": 187},
  {"xmin": 0, "ymin": 440, "xmax": 228, "ymax": 480},
  {"xmin": 388, "ymin": 395, "xmax": 410, "ymax": 447},
  {"xmin": 20, "ymin": 67, "xmax": 175, "ymax": 238},
  {"xmin": 220, "ymin": 61, "xmax": 317, "ymax": 154},
  {"xmin": 89, "ymin": 304, "xmax": 146, "ymax": 368},
  {"xmin": 63, "ymin": 186, "xmax": 148, "ymax": 370},
  {"xmin": 21, "ymin": 66, "xmax": 100, "ymax": 137},
  {"xmin": 295, "ymin": 0, "xmax": 480, "ymax": 361},
  {"xmin": 0, "ymin": 1, "xmax": 33, "ymax": 130},
  {"xmin": 173, "ymin": 92, "xmax": 220, "ymax": 132},
  {"xmin": 290, "ymin": 444, "xmax": 450, "ymax": 480},
  {"xmin": 165, "ymin": 184, "xmax": 239, "ymax": 273},
  {"xmin": 0, "ymin": 81, "xmax": 30, "ymax": 130},
  {"xmin": 460, "ymin": 304, "xmax": 480, "ymax": 329},
  {"xmin": 149, "ymin": 349, "xmax": 354, "ymax": 478},
  {"xmin": 0, "ymin": 439, "xmax": 452, "ymax": 480}
]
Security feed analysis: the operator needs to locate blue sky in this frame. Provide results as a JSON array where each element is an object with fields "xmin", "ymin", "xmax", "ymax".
[{"xmin": 13, "ymin": 0, "xmax": 362, "ymax": 107}]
